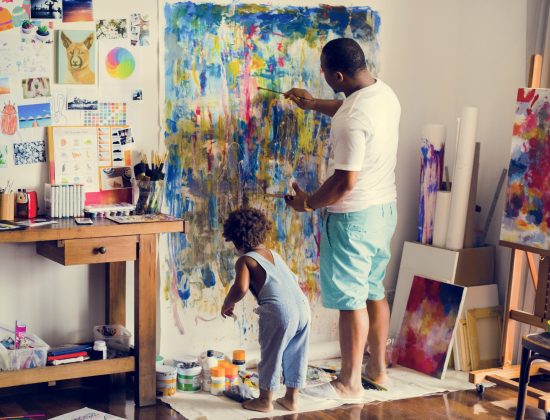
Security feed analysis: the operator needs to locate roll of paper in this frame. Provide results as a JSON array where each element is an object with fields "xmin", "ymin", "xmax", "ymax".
[
  {"xmin": 432, "ymin": 191, "xmax": 451, "ymax": 247},
  {"xmin": 417, "ymin": 124, "xmax": 446, "ymax": 244},
  {"xmin": 446, "ymin": 107, "xmax": 478, "ymax": 250}
]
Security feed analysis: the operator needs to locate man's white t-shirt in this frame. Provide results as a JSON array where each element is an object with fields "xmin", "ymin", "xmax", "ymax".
[{"xmin": 326, "ymin": 79, "xmax": 401, "ymax": 213}]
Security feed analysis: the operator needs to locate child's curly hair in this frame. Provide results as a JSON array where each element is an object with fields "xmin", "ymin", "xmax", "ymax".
[{"xmin": 223, "ymin": 207, "xmax": 272, "ymax": 251}]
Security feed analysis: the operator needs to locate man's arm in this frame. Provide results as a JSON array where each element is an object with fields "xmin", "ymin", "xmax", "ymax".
[
  {"xmin": 221, "ymin": 257, "xmax": 250, "ymax": 318},
  {"xmin": 284, "ymin": 88, "xmax": 343, "ymax": 117},
  {"xmin": 285, "ymin": 170, "xmax": 358, "ymax": 212}
]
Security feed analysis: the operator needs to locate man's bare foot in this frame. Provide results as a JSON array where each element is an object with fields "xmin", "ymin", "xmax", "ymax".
[
  {"xmin": 331, "ymin": 379, "xmax": 364, "ymax": 399},
  {"xmin": 276, "ymin": 396, "xmax": 298, "ymax": 411},
  {"xmin": 364, "ymin": 362, "xmax": 388, "ymax": 385},
  {"xmin": 242, "ymin": 397, "xmax": 273, "ymax": 413}
]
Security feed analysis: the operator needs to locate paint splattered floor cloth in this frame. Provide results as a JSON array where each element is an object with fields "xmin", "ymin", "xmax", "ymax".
[{"xmin": 161, "ymin": 366, "xmax": 492, "ymax": 420}]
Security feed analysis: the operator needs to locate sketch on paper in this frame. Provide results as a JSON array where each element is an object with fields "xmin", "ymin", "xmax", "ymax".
[
  {"xmin": 501, "ymin": 88, "xmax": 550, "ymax": 250},
  {"xmin": 160, "ymin": 1, "xmax": 381, "ymax": 355},
  {"xmin": 1, "ymin": 102, "xmax": 17, "ymax": 135},
  {"xmin": 395, "ymin": 276, "xmax": 465, "ymax": 379}
]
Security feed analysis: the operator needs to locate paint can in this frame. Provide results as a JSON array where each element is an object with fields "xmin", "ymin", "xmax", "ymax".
[
  {"xmin": 174, "ymin": 355, "xmax": 200, "ymax": 368},
  {"xmin": 156, "ymin": 365, "xmax": 177, "ymax": 397},
  {"xmin": 177, "ymin": 363, "xmax": 202, "ymax": 392}
]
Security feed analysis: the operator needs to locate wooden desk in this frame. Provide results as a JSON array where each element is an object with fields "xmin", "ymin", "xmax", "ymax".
[{"xmin": 0, "ymin": 217, "xmax": 185, "ymax": 406}]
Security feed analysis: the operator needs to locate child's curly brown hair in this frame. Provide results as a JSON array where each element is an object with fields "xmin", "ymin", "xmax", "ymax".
[{"xmin": 223, "ymin": 207, "xmax": 272, "ymax": 251}]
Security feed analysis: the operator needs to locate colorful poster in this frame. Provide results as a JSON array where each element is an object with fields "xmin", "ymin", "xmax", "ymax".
[
  {"xmin": 160, "ymin": 1, "xmax": 381, "ymax": 356},
  {"xmin": 501, "ymin": 88, "xmax": 550, "ymax": 250},
  {"xmin": 395, "ymin": 276, "xmax": 465, "ymax": 379},
  {"xmin": 57, "ymin": 30, "xmax": 95, "ymax": 84}
]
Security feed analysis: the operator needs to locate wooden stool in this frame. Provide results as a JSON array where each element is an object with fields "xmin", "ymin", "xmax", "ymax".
[{"xmin": 516, "ymin": 333, "xmax": 550, "ymax": 420}]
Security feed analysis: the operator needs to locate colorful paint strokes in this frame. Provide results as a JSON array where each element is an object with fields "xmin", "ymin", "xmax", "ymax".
[
  {"xmin": 501, "ymin": 88, "xmax": 550, "ymax": 250},
  {"xmin": 417, "ymin": 125, "xmax": 445, "ymax": 244},
  {"xmin": 57, "ymin": 30, "xmax": 96, "ymax": 84},
  {"xmin": 395, "ymin": 276, "xmax": 465, "ymax": 379},
  {"xmin": 14, "ymin": 140, "xmax": 46, "ymax": 165},
  {"xmin": 62, "ymin": 0, "xmax": 92, "ymax": 22},
  {"xmin": 161, "ymin": 1, "xmax": 381, "ymax": 350},
  {"xmin": 17, "ymin": 102, "xmax": 51, "ymax": 128},
  {"xmin": 30, "ymin": 0, "xmax": 61, "ymax": 20}
]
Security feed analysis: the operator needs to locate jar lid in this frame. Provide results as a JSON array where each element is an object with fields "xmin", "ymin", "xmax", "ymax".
[
  {"xmin": 93, "ymin": 340, "xmax": 106, "ymax": 349},
  {"xmin": 225, "ymin": 364, "xmax": 238, "ymax": 376},
  {"xmin": 211, "ymin": 366, "xmax": 225, "ymax": 377},
  {"xmin": 232, "ymin": 349, "xmax": 246, "ymax": 360}
]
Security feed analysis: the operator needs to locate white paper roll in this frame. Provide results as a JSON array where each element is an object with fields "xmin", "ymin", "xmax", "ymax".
[
  {"xmin": 432, "ymin": 191, "xmax": 451, "ymax": 247},
  {"xmin": 445, "ymin": 107, "xmax": 478, "ymax": 250}
]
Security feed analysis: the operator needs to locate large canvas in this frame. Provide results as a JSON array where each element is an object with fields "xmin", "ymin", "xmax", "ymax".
[
  {"xmin": 395, "ymin": 275, "xmax": 465, "ymax": 379},
  {"xmin": 160, "ymin": 1, "xmax": 381, "ymax": 357},
  {"xmin": 501, "ymin": 88, "xmax": 550, "ymax": 250}
]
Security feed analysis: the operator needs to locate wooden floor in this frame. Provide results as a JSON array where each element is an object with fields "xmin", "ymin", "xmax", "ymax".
[{"xmin": 0, "ymin": 377, "xmax": 549, "ymax": 419}]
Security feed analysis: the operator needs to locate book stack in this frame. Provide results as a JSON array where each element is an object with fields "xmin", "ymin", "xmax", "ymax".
[
  {"xmin": 47, "ymin": 343, "xmax": 92, "ymax": 366},
  {"xmin": 44, "ymin": 184, "xmax": 85, "ymax": 218}
]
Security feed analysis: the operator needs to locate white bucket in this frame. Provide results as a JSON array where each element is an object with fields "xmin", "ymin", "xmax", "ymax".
[
  {"xmin": 156, "ymin": 365, "xmax": 177, "ymax": 397},
  {"xmin": 177, "ymin": 364, "xmax": 202, "ymax": 392}
]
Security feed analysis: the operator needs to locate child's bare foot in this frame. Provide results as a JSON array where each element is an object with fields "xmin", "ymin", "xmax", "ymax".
[
  {"xmin": 364, "ymin": 362, "xmax": 388, "ymax": 385},
  {"xmin": 242, "ymin": 397, "xmax": 273, "ymax": 413},
  {"xmin": 276, "ymin": 396, "xmax": 298, "ymax": 411}
]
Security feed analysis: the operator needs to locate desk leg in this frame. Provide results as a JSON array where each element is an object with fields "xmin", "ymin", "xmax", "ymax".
[
  {"xmin": 107, "ymin": 261, "xmax": 126, "ymax": 388},
  {"xmin": 134, "ymin": 234, "xmax": 156, "ymax": 406}
]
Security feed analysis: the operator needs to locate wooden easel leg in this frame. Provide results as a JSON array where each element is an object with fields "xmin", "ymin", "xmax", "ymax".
[
  {"xmin": 516, "ymin": 347, "xmax": 533, "ymax": 420},
  {"xmin": 134, "ymin": 234, "xmax": 157, "ymax": 406}
]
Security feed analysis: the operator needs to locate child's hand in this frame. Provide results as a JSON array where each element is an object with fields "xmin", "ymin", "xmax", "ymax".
[{"xmin": 221, "ymin": 300, "xmax": 235, "ymax": 318}]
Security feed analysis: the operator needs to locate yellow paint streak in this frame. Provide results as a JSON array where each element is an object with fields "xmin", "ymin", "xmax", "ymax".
[
  {"xmin": 250, "ymin": 55, "xmax": 266, "ymax": 73},
  {"xmin": 192, "ymin": 61, "xmax": 200, "ymax": 89}
]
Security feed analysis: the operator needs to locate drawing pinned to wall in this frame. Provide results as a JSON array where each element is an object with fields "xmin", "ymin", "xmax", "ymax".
[
  {"xmin": 17, "ymin": 41, "xmax": 51, "ymax": 74},
  {"xmin": 13, "ymin": 140, "xmax": 46, "ymax": 165},
  {"xmin": 83, "ymin": 102, "xmax": 126, "ymax": 126},
  {"xmin": 57, "ymin": 30, "xmax": 95, "ymax": 84},
  {"xmin": 22, "ymin": 77, "xmax": 51, "ymax": 98},
  {"xmin": 96, "ymin": 18, "xmax": 127, "ymax": 40},
  {"xmin": 17, "ymin": 102, "xmax": 51, "ymax": 128},
  {"xmin": 130, "ymin": 13, "xmax": 149, "ymax": 46},
  {"xmin": 0, "ymin": 77, "xmax": 9, "ymax": 95},
  {"xmin": 67, "ymin": 88, "xmax": 97, "ymax": 110},
  {"xmin": 0, "ymin": 7, "xmax": 14, "ymax": 31},
  {"xmin": 30, "ymin": 0, "xmax": 61, "ymax": 20},
  {"xmin": 395, "ymin": 276, "xmax": 465, "ymax": 379},
  {"xmin": 104, "ymin": 47, "xmax": 135, "ymax": 79},
  {"xmin": 1, "ymin": 102, "xmax": 17, "ymax": 135},
  {"xmin": 100, "ymin": 166, "xmax": 131, "ymax": 189},
  {"xmin": 11, "ymin": 6, "xmax": 30, "ymax": 27},
  {"xmin": 160, "ymin": 1, "xmax": 381, "ymax": 356},
  {"xmin": 501, "ymin": 87, "xmax": 550, "ymax": 250},
  {"xmin": 0, "ymin": 144, "xmax": 8, "ymax": 168},
  {"xmin": 61, "ymin": 0, "xmax": 91, "ymax": 22}
]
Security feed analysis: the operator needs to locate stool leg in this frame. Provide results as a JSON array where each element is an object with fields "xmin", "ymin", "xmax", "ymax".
[{"xmin": 516, "ymin": 347, "xmax": 533, "ymax": 420}]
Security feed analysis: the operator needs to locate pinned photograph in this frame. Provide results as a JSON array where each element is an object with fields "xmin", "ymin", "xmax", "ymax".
[
  {"xmin": 21, "ymin": 20, "xmax": 53, "ymax": 44},
  {"xmin": 67, "ymin": 88, "xmax": 98, "ymax": 110},
  {"xmin": 62, "ymin": 0, "xmax": 92, "ymax": 23},
  {"xmin": 14, "ymin": 140, "xmax": 46, "ymax": 165},
  {"xmin": 22, "ymin": 77, "xmax": 51, "ymax": 99},
  {"xmin": 130, "ymin": 13, "xmax": 149, "ymax": 46},
  {"xmin": 112, "ymin": 127, "xmax": 134, "ymax": 146},
  {"xmin": 0, "ymin": 77, "xmax": 9, "ymax": 95},
  {"xmin": 100, "ymin": 167, "xmax": 132, "ymax": 190},
  {"xmin": 96, "ymin": 19, "xmax": 127, "ymax": 40},
  {"xmin": 17, "ymin": 102, "xmax": 52, "ymax": 128},
  {"xmin": 30, "ymin": 0, "xmax": 62, "ymax": 20},
  {"xmin": 132, "ymin": 89, "xmax": 142, "ymax": 101},
  {"xmin": 57, "ymin": 30, "xmax": 95, "ymax": 84}
]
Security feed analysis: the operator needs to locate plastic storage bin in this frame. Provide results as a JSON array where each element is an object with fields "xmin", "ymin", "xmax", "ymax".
[
  {"xmin": 0, "ymin": 325, "xmax": 49, "ymax": 371},
  {"xmin": 93, "ymin": 324, "xmax": 132, "ymax": 357}
]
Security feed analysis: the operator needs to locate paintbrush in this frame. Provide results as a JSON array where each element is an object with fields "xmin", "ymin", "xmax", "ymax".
[{"xmin": 258, "ymin": 86, "xmax": 314, "ymax": 101}]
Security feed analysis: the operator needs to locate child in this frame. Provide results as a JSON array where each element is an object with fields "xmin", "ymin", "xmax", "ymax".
[{"xmin": 221, "ymin": 207, "xmax": 311, "ymax": 413}]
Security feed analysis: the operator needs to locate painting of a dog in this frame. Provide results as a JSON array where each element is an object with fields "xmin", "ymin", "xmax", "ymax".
[{"xmin": 57, "ymin": 30, "xmax": 95, "ymax": 84}]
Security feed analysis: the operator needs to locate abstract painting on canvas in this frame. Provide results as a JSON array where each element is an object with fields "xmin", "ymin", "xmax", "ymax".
[
  {"xmin": 395, "ymin": 275, "xmax": 465, "ymax": 379},
  {"xmin": 501, "ymin": 88, "xmax": 550, "ymax": 251}
]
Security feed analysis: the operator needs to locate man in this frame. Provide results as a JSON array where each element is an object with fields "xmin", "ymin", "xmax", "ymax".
[{"xmin": 285, "ymin": 38, "xmax": 400, "ymax": 401}]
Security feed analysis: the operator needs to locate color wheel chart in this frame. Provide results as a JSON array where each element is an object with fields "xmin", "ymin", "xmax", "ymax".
[{"xmin": 105, "ymin": 47, "xmax": 136, "ymax": 79}]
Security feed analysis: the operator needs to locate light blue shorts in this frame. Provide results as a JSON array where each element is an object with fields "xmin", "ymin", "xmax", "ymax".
[{"xmin": 320, "ymin": 203, "xmax": 397, "ymax": 310}]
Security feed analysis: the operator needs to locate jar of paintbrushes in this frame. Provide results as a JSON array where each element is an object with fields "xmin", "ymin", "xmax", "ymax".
[
  {"xmin": 134, "ymin": 151, "xmax": 167, "ymax": 215},
  {"xmin": 0, "ymin": 181, "xmax": 15, "ymax": 220}
]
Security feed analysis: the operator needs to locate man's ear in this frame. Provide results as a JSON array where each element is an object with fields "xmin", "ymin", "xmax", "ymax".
[{"xmin": 335, "ymin": 71, "xmax": 345, "ymax": 82}]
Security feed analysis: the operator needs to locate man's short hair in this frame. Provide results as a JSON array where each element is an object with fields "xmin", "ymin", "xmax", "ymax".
[{"xmin": 322, "ymin": 38, "xmax": 367, "ymax": 76}]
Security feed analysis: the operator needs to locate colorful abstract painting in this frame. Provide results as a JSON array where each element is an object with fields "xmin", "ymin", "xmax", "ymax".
[
  {"xmin": 160, "ymin": 1, "xmax": 380, "ymax": 356},
  {"xmin": 395, "ymin": 276, "xmax": 465, "ymax": 379},
  {"xmin": 501, "ymin": 88, "xmax": 550, "ymax": 250},
  {"xmin": 417, "ymin": 124, "xmax": 445, "ymax": 244}
]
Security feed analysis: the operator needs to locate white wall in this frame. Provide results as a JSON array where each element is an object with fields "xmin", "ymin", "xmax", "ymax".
[{"xmin": 0, "ymin": 0, "xmax": 527, "ymax": 347}]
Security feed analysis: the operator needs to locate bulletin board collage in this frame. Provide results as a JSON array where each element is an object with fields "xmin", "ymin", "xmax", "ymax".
[{"xmin": 0, "ymin": 0, "xmax": 150, "ymax": 202}]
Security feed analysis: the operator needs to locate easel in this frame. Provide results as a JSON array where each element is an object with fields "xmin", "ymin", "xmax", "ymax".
[{"xmin": 469, "ymin": 54, "xmax": 550, "ymax": 417}]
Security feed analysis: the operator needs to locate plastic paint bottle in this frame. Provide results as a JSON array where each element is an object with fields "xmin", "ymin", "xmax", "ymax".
[
  {"xmin": 177, "ymin": 363, "xmax": 202, "ymax": 392},
  {"xmin": 225, "ymin": 364, "xmax": 239, "ymax": 390},
  {"xmin": 202, "ymin": 349, "xmax": 218, "ymax": 392},
  {"xmin": 14, "ymin": 321, "xmax": 26, "ymax": 349},
  {"xmin": 232, "ymin": 349, "xmax": 246, "ymax": 372},
  {"xmin": 210, "ymin": 366, "xmax": 225, "ymax": 396},
  {"xmin": 93, "ymin": 340, "xmax": 107, "ymax": 360}
]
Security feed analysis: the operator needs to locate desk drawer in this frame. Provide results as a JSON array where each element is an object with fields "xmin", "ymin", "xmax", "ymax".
[{"xmin": 37, "ymin": 236, "xmax": 137, "ymax": 265}]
